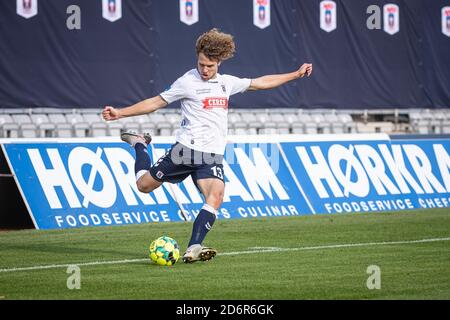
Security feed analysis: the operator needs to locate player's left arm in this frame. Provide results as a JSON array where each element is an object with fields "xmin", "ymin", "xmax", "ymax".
[{"xmin": 248, "ymin": 63, "xmax": 312, "ymax": 91}]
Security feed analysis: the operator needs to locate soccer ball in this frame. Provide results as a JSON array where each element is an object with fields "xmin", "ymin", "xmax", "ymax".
[{"xmin": 149, "ymin": 236, "xmax": 180, "ymax": 266}]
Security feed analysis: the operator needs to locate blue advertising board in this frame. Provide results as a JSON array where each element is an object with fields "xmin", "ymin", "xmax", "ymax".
[
  {"xmin": 389, "ymin": 138, "xmax": 450, "ymax": 210},
  {"xmin": 280, "ymin": 135, "xmax": 450, "ymax": 214},
  {"xmin": 1, "ymin": 136, "xmax": 314, "ymax": 229},
  {"xmin": 2, "ymin": 134, "xmax": 450, "ymax": 229}
]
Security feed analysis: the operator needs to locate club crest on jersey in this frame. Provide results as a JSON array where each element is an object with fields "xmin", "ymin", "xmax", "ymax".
[
  {"xmin": 221, "ymin": 85, "xmax": 227, "ymax": 93},
  {"xmin": 180, "ymin": 0, "xmax": 199, "ymax": 25},
  {"xmin": 203, "ymin": 97, "xmax": 228, "ymax": 109},
  {"xmin": 320, "ymin": 1, "xmax": 337, "ymax": 32},
  {"xmin": 156, "ymin": 171, "xmax": 164, "ymax": 179},
  {"xmin": 253, "ymin": 0, "xmax": 271, "ymax": 29},
  {"xmin": 102, "ymin": 0, "xmax": 122, "ymax": 22},
  {"xmin": 383, "ymin": 4, "xmax": 399, "ymax": 35},
  {"xmin": 17, "ymin": 0, "xmax": 38, "ymax": 19},
  {"xmin": 442, "ymin": 7, "xmax": 450, "ymax": 37}
]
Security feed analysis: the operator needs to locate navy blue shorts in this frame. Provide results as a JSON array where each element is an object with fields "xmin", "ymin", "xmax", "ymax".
[{"xmin": 149, "ymin": 142, "xmax": 224, "ymax": 185}]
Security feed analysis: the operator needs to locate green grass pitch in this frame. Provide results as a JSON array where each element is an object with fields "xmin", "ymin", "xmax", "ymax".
[{"xmin": 0, "ymin": 208, "xmax": 449, "ymax": 300}]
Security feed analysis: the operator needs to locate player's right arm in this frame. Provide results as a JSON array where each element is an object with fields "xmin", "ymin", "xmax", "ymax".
[{"xmin": 102, "ymin": 95, "xmax": 168, "ymax": 121}]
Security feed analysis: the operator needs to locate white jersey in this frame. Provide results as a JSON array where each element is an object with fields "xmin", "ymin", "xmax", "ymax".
[{"xmin": 159, "ymin": 69, "xmax": 251, "ymax": 155}]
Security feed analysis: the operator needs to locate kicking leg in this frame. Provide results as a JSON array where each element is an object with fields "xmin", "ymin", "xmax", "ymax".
[
  {"xmin": 121, "ymin": 130, "xmax": 163, "ymax": 193},
  {"xmin": 183, "ymin": 178, "xmax": 224, "ymax": 263}
]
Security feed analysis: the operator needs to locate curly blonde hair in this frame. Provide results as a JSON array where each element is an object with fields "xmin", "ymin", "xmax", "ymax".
[{"xmin": 195, "ymin": 28, "xmax": 235, "ymax": 62}]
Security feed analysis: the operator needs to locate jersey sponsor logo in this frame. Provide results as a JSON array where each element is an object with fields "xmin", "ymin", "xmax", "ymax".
[
  {"xmin": 202, "ymin": 97, "xmax": 228, "ymax": 109},
  {"xmin": 253, "ymin": 0, "xmax": 271, "ymax": 29},
  {"xmin": 17, "ymin": 0, "xmax": 38, "ymax": 19},
  {"xmin": 320, "ymin": 1, "xmax": 337, "ymax": 32},
  {"xmin": 102, "ymin": 0, "xmax": 122, "ymax": 22},
  {"xmin": 442, "ymin": 7, "xmax": 450, "ymax": 37},
  {"xmin": 383, "ymin": 4, "xmax": 400, "ymax": 35},
  {"xmin": 180, "ymin": 0, "xmax": 199, "ymax": 25}
]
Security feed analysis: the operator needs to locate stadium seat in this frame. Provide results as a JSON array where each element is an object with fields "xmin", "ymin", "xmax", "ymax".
[
  {"xmin": 441, "ymin": 120, "xmax": 450, "ymax": 134},
  {"xmin": 228, "ymin": 112, "xmax": 243, "ymax": 125},
  {"xmin": 269, "ymin": 113, "xmax": 285, "ymax": 122},
  {"xmin": 240, "ymin": 112, "xmax": 262, "ymax": 130},
  {"xmin": 247, "ymin": 121, "xmax": 261, "ymax": 135},
  {"xmin": 259, "ymin": 127, "xmax": 277, "ymax": 135},
  {"xmin": 330, "ymin": 122, "xmax": 345, "ymax": 134},
  {"xmin": 276, "ymin": 121, "xmax": 290, "ymax": 134},
  {"xmin": 48, "ymin": 113, "xmax": 72, "ymax": 137},
  {"xmin": 311, "ymin": 114, "xmax": 331, "ymax": 134},
  {"xmin": 117, "ymin": 116, "xmax": 140, "ymax": 133},
  {"xmin": 165, "ymin": 113, "xmax": 181, "ymax": 127},
  {"xmin": 158, "ymin": 122, "xmax": 172, "ymax": 136},
  {"xmin": 428, "ymin": 120, "xmax": 442, "ymax": 134},
  {"xmin": 134, "ymin": 114, "xmax": 154, "ymax": 133},
  {"xmin": 291, "ymin": 122, "xmax": 305, "ymax": 134},
  {"xmin": 277, "ymin": 126, "xmax": 290, "ymax": 134},
  {"xmin": 234, "ymin": 128, "xmax": 248, "ymax": 135},
  {"xmin": 412, "ymin": 120, "xmax": 429, "ymax": 134},
  {"xmin": 255, "ymin": 112, "xmax": 271, "ymax": 124},
  {"xmin": 82, "ymin": 113, "xmax": 108, "ymax": 137},
  {"xmin": 0, "ymin": 114, "xmax": 20, "ymax": 138},
  {"xmin": 20, "ymin": 123, "xmax": 38, "ymax": 138},
  {"xmin": 356, "ymin": 122, "xmax": 394, "ymax": 133},
  {"xmin": 66, "ymin": 113, "xmax": 90, "ymax": 137},
  {"xmin": 324, "ymin": 112, "xmax": 339, "ymax": 123},
  {"xmin": 304, "ymin": 122, "xmax": 318, "ymax": 134},
  {"xmin": 148, "ymin": 113, "xmax": 166, "ymax": 124},
  {"xmin": 11, "ymin": 114, "xmax": 39, "ymax": 138},
  {"xmin": 284, "ymin": 113, "xmax": 299, "ymax": 125},
  {"xmin": 324, "ymin": 113, "xmax": 345, "ymax": 133},
  {"xmin": 107, "ymin": 122, "xmax": 124, "ymax": 136},
  {"xmin": 338, "ymin": 114, "xmax": 357, "ymax": 133},
  {"xmin": 260, "ymin": 119, "xmax": 277, "ymax": 133},
  {"xmin": 31, "ymin": 114, "xmax": 56, "ymax": 137},
  {"xmin": 297, "ymin": 113, "xmax": 312, "ymax": 123},
  {"xmin": 232, "ymin": 121, "xmax": 247, "ymax": 133}
]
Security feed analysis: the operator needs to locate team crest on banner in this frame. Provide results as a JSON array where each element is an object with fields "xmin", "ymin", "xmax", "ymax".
[
  {"xmin": 16, "ymin": 0, "xmax": 38, "ymax": 19},
  {"xmin": 180, "ymin": 0, "xmax": 198, "ymax": 26},
  {"xmin": 383, "ymin": 4, "xmax": 399, "ymax": 35},
  {"xmin": 253, "ymin": 0, "xmax": 270, "ymax": 29},
  {"xmin": 102, "ymin": 0, "xmax": 122, "ymax": 22},
  {"xmin": 442, "ymin": 7, "xmax": 450, "ymax": 37},
  {"xmin": 320, "ymin": 1, "xmax": 337, "ymax": 32}
]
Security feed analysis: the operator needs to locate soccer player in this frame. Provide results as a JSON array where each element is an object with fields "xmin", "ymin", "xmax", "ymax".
[{"xmin": 102, "ymin": 28, "xmax": 312, "ymax": 263}]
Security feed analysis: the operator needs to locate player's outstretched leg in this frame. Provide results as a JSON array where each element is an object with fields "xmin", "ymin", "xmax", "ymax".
[
  {"xmin": 120, "ymin": 129, "xmax": 153, "ymax": 183},
  {"xmin": 121, "ymin": 130, "xmax": 152, "ymax": 147}
]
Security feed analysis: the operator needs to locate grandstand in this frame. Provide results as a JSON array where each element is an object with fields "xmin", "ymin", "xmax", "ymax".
[{"xmin": 2, "ymin": 107, "xmax": 450, "ymax": 138}]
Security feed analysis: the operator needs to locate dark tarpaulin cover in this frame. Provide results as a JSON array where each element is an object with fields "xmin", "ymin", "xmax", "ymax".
[{"xmin": 0, "ymin": 0, "xmax": 448, "ymax": 109}]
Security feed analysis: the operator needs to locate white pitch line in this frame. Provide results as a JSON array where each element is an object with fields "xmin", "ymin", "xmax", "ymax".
[
  {"xmin": 220, "ymin": 237, "xmax": 450, "ymax": 256},
  {"xmin": 0, "ymin": 258, "xmax": 148, "ymax": 273},
  {"xmin": 1, "ymin": 237, "xmax": 449, "ymax": 273}
]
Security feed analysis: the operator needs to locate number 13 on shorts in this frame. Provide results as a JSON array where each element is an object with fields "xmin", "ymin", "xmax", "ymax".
[{"xmin": 211, "ymin": 166, "xmax": 223, "ymax": 179}]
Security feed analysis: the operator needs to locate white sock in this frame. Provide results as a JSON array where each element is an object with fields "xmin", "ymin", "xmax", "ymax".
[{"xmin": 136, "ymin": 170, "xmax": 148, "ymax": 181}]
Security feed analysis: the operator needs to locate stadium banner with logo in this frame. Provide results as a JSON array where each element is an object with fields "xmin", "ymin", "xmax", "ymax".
[
  {"xmin": 1, "ymin": 136, "xmax": 315, "ymax": 229},
  {"xmin": 2, "ymin": 134, "xmax": 450, "ymax": 230},
  {"xmin": 280, "ymin": 135, "xmax": 450, "ymax": 214}
]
